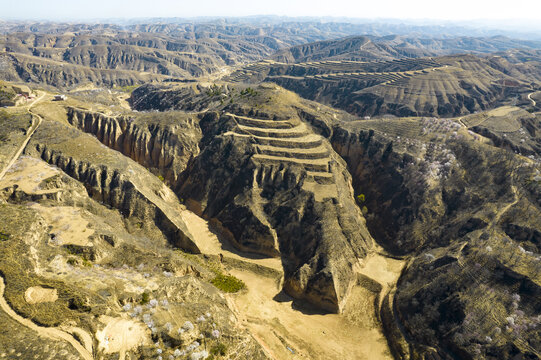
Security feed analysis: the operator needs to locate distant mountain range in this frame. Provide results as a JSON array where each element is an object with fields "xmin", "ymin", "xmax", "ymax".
[
  {"xmin": 2, "ymin": 20, "xmax": 541, "ymax": 90},
  {"xmin": 2, "ymin": 17, "xmax": 541, "ymax": 40}
]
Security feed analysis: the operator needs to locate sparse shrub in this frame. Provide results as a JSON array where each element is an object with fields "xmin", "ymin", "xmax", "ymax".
[
  {"xmin": 116, "ymin": 85, "xmax": 139, "ymax": 93},
  {"xmin": 206, "ymin": 84, "xmax": 224, "ymax": 97},
  {"xmin": 240, "ymin": 87, "xmax": 257, "ymax": 97},
  {"xmin": 210, "ymin": 343, "xmax": 227, "ymax": 356},
  {"xmin": 82, "ymin": 259, "xmax": 92, "ymax": 267},
  {"xmin": 211, "ymin": 274, "xmax": 245, "ymax": 293},
  {"xmin": 141, "ymin": 291, "xmax": 150, "ymax": 304}
]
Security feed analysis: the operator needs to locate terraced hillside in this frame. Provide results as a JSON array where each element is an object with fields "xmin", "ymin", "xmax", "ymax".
[
  {"xmin": 0, "ymin": 81, "xmax": 397, "ymax": 360},
  {"xmin": 0, "ymin": 86, "xmax": 270, "ymax": 360},
  {"xmin": 131, "ymin": 82, "xmax": 375, "ymax": 312},
  {"xmin": 2, "ymin": 65, "xmax": 541, "ymax": 360},
  {"xmin": 4, "ymin": 23, "xmax": 541, "ymax": 91},
  {"xmin": 2, "ymin": 27, "xmax": 471, "ymax": 89},
  {"xmin": 226, "ymin": 57, "xmax": 441, "ymax": 82},
  {"xmin": 1, "ymin": 18, "xmax": 541, "ymax": 360},
  {"xmin": 225, "ymin": 54, "xmax": 541, "ymax": 117},
  {"xmin": 226, "ymin": 112, "xmax": 337, "ymax": 201}
]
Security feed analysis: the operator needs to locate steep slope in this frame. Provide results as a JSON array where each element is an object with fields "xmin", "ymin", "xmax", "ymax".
[
  {"xmin": 327, "ymin": 111, "xmax": 541, "ymax": 359},
  {"xmin": 23, "ymin": 116, "xmax": 200, "ymax": 253},
  {"xmin": 131, "ymin": 82, "xmax": 374, "ymax": 312},
  {"xmin": 131, "ymin": 80, "xmax": 541, "ymax": 358},
  {"xmin": 271, "ymin": 36, "xmax": 432, "ymax": 63},
  {"xmin": 65, "ymin": 108, "xmax": 201, "ymax": 185},
  {"xmin": 0, "ymin": 31, "xmax": 271, "ymax": 76}
]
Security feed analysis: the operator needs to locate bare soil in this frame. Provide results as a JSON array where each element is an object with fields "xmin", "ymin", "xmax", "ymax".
[{"xmin": 24, "ymin": 286, "xmax": 58, "ymax": 304}]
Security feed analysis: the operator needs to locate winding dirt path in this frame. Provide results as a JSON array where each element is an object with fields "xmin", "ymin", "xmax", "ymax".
[
  {"xmin": 528, "ymin": 92, "xmax": 536, "ymax": 107},
  {"xmin": 0, "ymin": 277, "xmax": 93, "ymax": 360},
  {"xmin": 0, "ymin": 91, "xmax": 45, "ymax": 181}
]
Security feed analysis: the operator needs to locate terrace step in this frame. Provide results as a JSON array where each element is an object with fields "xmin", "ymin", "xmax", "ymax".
[
  {"xmin": 252, "ymin": 154, "xmax": 330, "ymax": 172},
  {"xmin": 226, "ymin": 132, "xmax": 324, "ymax": 149},
  {"xmin": 236, "ymin": 123, "xmax": 308, "ymax": 138},
  {"xmin": 255, "ymin": 144, "xmax": 329, "ymax": 160}
]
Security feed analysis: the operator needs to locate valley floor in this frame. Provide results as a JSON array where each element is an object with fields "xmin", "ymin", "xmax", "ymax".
[{"xmin": 178, "ymin": 186, "xmax": 404, "ymax": 359}]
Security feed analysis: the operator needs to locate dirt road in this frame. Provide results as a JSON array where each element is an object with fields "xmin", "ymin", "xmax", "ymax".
[
  {"xmin": 0, "ymin": 277, "xmax": 93, "ymax": 360},
  {"xmin": 0, "ymin": 91, "xmax": 45, "ymax": 181}
]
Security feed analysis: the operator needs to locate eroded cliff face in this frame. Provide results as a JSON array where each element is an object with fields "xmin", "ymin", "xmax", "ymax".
[
  {"xmin": 66, "ymin": 107, "xmax": 201, "ymax": 186},
  {"xmin": 25, "ymin": 119, "xmax": 199, "ymax": 253},
  {"xmin": 330, "ymin": 126, "xmax": 437, "ymax": 254},
  {"xmin": 177, "ymin": 110, "xmax": 373, "ymax": 313},
  {"xmin": 329, "ymin": 117, "xmax": 541, "ymax": 359}
]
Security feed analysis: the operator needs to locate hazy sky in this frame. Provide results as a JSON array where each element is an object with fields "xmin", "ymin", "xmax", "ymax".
[{"xmin": 1, "ymin": 0, "xmax": 540, "ymax": 21}]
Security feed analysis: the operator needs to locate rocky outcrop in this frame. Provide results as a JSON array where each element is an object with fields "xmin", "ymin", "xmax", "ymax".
[
  {"xmin": 66, "ymin": 107, "xmax": 201, "ymax": 186},
  {"xmin": 178, "ymin": 110, "xmax": 373, "ymax": 313}
]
